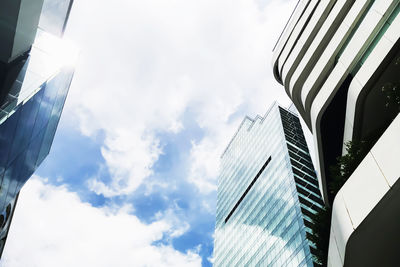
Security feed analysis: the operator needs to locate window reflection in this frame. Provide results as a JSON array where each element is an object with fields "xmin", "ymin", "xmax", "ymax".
[
  {"xmin": 214, "ymin": 104, "xmax": 322, "ymax": 266},
  {"xmin": 39, "ymin": 0, "xmax": 73, "ymax": 36}
]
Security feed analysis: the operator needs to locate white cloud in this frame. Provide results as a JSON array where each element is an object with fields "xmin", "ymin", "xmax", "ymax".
[
  {"xmin": 184, "ymin": 0, "xmax": 296, "ymax": 194},
  {"xmin": 188, "ymin": 122, "xmax": 238, "ymax": 194},
  {"xmin": 60, "ymin": 0, "xmax": 295, "ymax": 196},
  {"xmin": 87, "ymin": 130, "xmax": 163, "ymax": 197},
  {"xmin": 1, "ymin": 177, "xmax": 201, "ymax": 267},
  {"xmin": 2, "ymin": 0, "xmax": 301, "ymax": 265}
]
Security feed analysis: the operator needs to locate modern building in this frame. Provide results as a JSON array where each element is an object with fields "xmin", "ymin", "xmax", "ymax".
[
  {"xmin": 0, "ymin": 0, "xmax": 76, "ymax": 256},
  {"xmin": 273, "ymin": 0, "xmax": 400, "ymax": 266},
  {"xmin": 214, "ymin": 103, "xmax": 324, "ymax": 266}
]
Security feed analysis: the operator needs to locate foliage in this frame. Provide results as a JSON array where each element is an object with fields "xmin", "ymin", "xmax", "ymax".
[
  {"xmin": 308, "ymin": 206, "xmax": 332, "ymax": 266},
  {"xmin": 381, "ymin": 82, "xmax": 400, "ymax": 112},
  {"xmin": 381, "ymin": 55, "xmax": 400, "ymax": 112},
  {"xmin": 328, "ymin": 141, "xmax": 368, "ymax": 197},
  {"xmin": 308, "ymin": 141, "xmax": 368, "ymax": 266},
  {"xmin": 309, "ymin": 56, "xmax": 400, "ymax": 267}
]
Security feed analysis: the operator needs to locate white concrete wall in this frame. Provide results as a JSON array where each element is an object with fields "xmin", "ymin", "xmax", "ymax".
[
  {"xmin": 328, "ymin": 113, "xmax": 400, "ymax": 266},
  {"xmin": 282, "ymin": 0, "xmax": 335, "ymax": 90},
  {"xmin": 273, "ymin": 1, "xmax": 400, "ymax": 265},
  {"xmin": 343, "ymin": 9, "xmax": 400, "ymax": 152},
  {"xmin": 272, "ymin": 0, "xmax": 310, "ymax": 82},
  {"xmin": 273, "ymin": 0, "xmax": 400, "ymax": 203}
]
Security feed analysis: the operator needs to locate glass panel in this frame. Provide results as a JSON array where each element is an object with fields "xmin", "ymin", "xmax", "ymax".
[
  {"xmin": 0, "ymin": 151, "xmax": 25, "ymax": 213},
  {"xmin": 31, "ymin": 78, "xmax": 58, "ymax": 139},
  {"xmin": 36, "ymin": 67, "xmax": 73, "ymax": 166},
  {"xmin": 15, "ymin": 127, "xmax": 46, "ymax": 193},
  {"xmin": 7, "ymin": 88, "xmax": 43, "ymax": 165},
  {"xmin": 38, "ymin": 0, "xmax": 73, "ymax": 36},
  {"xmin": 214, "ymin": 104, "xmax": 319, "ymax": 266},
  {"xmin": 0, "ymin": 108, "xmax": 21, "ymax": 173},
  {"xmin": 0, "ymin": 29, "xmax": 76, "ymax": 123}
]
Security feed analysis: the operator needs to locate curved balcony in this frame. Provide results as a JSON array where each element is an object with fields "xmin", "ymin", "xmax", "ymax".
[{"xmin": 328, "ymin": 113, "xmax": 400, "ymax": 266}]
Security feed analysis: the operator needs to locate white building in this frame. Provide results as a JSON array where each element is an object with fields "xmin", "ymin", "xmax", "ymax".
[{"xmin": 273, "ymin": 0, "xmax": 400, "ymax": 266}]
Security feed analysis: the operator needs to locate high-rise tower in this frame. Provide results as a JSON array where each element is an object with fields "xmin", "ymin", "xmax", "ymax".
[
  {"xmin": 0, "ymin": 0, "xmax": 76, "ymax": 256},
  {"xmin": 214, "ymin": 103, "xmax": 324, "ymax": 266}
]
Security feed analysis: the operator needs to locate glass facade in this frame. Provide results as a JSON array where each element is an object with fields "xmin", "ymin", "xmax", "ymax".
[
  {"xmin": 39, "ymin": 0, "xmax": 74, "ymax": 37},
  {"xmin": 0, "ymin": 30, "xmax": 75, "ymax": 124},
  {"xmin": 0, "ymin": 8, "xmax": 76, "ymax": 256},
  {"xmin": 214, "ymin": 103, "xmax": 324, "ymax": 267}
]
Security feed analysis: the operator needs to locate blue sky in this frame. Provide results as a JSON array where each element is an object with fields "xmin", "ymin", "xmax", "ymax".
[
  {"xmin": 2, "ymin": 0, "xmax": 297, "ymax": 266},
  {"xmin": 36, "ymin": 115, "xmax": 216, "ymax": 265}
]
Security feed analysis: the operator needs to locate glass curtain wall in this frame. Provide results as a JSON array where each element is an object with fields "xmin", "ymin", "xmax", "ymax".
[{"xmin": 214, "ymin": 103, "xmax": 323, "ymax": 267}]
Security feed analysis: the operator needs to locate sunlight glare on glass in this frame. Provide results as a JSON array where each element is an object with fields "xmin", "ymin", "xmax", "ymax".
[{"xmin": 34, "ymin": 30, "xmax": 79, "ymax": 68}]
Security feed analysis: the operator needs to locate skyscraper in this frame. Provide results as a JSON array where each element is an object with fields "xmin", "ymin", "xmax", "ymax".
[
  {"xmin": 0, "ymin": 0, "xmax": 76, "ymax": 256},
  {"xmin": 273, "ymin": 1, "xmax": 400, "ymax": 265},
  {"xmin": 214, "ymin": 103, "xmax": 324, "ymax": 266}
]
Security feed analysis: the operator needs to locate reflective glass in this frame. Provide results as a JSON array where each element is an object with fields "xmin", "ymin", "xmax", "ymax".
[
  {"xmin": 17, "ymin": 127, "xmax": 46, "ymax": 191},
  {"xmin": 0, "ymin": 151, "xmax": 25, "ymax": 213},
  {"xmin": 214, "ymin": 103, "xmax": 323, "ymax": 267},
  {"xmin": 0, "ymin": 29, "xmax": 77, "ymax": 124},
  {"xmin": 39, "ymin": 0, "xmax": 73, "ymax": 36},
  {"xmin": 0, "ymin": 49, "xmax": 75, "ymax": 244},
  {"xmin": 7, "ymin": 89, "xmax": 43, "ymax": 165},
  {"xmin": 0, "ymin": 108, "xmax": 20, "ymax": 173}
]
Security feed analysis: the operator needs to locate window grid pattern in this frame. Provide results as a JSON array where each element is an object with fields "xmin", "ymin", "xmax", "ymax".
[
  {"xmin": 214, "ymin": 103, "xmax": 321, "ymax": 267},
  {"xmin": 279, "ymin": 107, "xmax": 324, "ymax": 260}
]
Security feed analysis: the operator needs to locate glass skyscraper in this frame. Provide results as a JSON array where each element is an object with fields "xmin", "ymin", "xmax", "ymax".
[
  {"xmin": 0, "ymin": 0, "xmax": 75, "ymax": 256},
  {"xmin": 214, "ymin": 103, "xmax": 324, "ymax": 266}
]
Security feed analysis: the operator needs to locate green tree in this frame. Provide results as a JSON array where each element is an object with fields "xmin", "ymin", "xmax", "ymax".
[
  {"xmin": 381, "ymin": 82, "xmax": 400, "ymax": 112},
  {"xmin": 308, "ymin": 206, "xmax": 332, "ymax": 266},
  {"xmin": 329, "ymin": 141, "xmax": 368, "ymax": 197},
  {"xmin": 308, "ymin": 141, "xmax": 368, "ymax": 266},
  {"xmin": 381, "ymin": 55, "xmax": 400, "ymax": 112}
]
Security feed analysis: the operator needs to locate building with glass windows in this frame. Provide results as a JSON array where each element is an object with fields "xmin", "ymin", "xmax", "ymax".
[
  {"xmin": 273, "ymin": 0, "xmax": 400, "ymax": 266},
  {"xmin": 0, "ymin": 0, "xmax": 75, "ymax": 256},
  {"xmin": 214, "ymin": 103, "xmax": 324, "ymax": 267}
]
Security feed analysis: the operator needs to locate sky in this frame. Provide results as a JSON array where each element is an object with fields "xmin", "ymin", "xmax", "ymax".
[{"xmin": 1, "ymin": 0, "xmax": 301, "ymax": 266}]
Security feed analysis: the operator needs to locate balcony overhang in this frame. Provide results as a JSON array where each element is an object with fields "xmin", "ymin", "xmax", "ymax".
[{"xmin": 328, "ymin": 113, "xmax": 400, "ymax": 266}]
